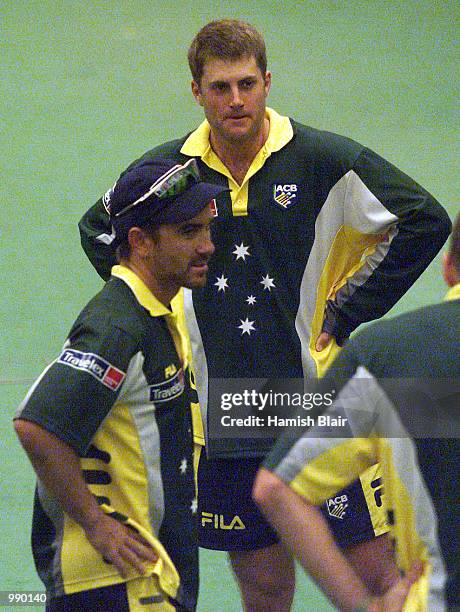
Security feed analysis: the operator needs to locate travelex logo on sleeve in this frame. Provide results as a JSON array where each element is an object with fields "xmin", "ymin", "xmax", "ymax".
[
  {"xmin": 58, "ymin": 349, "xmax": 126, "ymax": 390},
  {"xmin": 149, "ymin": 369, "xmax": 185, "ymax": 403}
]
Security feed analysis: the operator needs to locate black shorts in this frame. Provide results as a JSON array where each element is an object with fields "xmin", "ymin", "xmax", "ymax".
[
  {"xmin": 197, "ymin": 452, "xmax": 379, "ymax": 552},
  {"xmin": 47, "ymin": 582, "xmax": 192, "ymax": 611},
  {"xmin": 47, "ymin": 583, "xmax": 130, "ymax": 612}
]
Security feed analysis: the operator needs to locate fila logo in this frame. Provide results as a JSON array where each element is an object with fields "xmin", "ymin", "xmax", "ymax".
[
  {"xmin": 164, "ymin": 363, "xmax": 178, "ymax": 379},
  {"xmin": 273, "ymin": 184, "xmax": 298, "ymax": 209},
  {"xmin": 326, "ymin": 494, "xmax": 349, "ymax": 520},
  {"xmin": 201, "ymin": 512, "xmax": 246, "ymax": 530},
  {"xmin": 371, "ymin": 477, "xmax": 384, "ymax": 507}
]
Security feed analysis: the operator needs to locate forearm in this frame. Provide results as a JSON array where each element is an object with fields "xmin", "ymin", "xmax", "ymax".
[
  {"xmin": 276, "ymin": 502, "xmax": 370, "ymax": 609},
  {"xmin": 14, "ymin": 419, "xmax": 104, "ymax": 530},
  {"xmin": 345, "ymin": 533, "xmax": 399, "ymax": 596},
  {"xmin": 254, "ymin": 469, "xmax": 371, "ymax": 611}
]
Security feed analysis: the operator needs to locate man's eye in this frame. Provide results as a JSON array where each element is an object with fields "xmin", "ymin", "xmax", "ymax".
[
  {"xmin": 181, "ymin": 226, "xmax": 198, "ymax": 236},
  {"xmin": 241, "ymin": 80, "xmax": 255, "ymax": 89}
]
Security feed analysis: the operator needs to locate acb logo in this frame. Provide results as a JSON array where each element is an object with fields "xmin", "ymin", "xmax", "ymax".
[{"xmin": 272, "ymin": 183, "xmax": 298, "ymax": 209}]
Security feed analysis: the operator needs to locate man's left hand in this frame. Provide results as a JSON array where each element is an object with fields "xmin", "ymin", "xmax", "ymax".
[{"xmin": 316, "ymin": 332, "xmax": 333, "ymax": 352}]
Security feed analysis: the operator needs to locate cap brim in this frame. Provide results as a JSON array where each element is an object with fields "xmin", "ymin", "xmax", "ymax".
[
  {"xmin": 112, "ymin": 180, "xmax": 228, "ymax": 243},
  {"xmin": 158, "ymin": 182, "xmax": 228, "ymax": 224}
]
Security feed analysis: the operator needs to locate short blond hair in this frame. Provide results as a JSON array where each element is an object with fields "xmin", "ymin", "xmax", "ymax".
[{"xmin": 188, "ymin": 19, "xmax": 267, "ymax": 84}]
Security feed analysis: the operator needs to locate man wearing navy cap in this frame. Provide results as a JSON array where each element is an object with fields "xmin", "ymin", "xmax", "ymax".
[{"xmin": 14, "ymin": 158, "xmax": 226, "ymax": 611}]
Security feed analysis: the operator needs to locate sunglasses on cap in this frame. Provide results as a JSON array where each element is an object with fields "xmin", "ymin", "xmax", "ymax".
[{"xmin": 114, "ymin": 158, "xmax": 201, "ymax": 219}]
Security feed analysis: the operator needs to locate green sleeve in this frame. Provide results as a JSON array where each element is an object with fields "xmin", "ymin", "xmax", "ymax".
[{"xmin": 78, "ymin": 199, "xmax": 115, "ymax": 281}]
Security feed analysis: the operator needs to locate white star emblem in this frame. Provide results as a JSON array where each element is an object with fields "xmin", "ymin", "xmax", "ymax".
[
  {"xmin": 260, "ymin": 274, "xmax": 276, "ymax": 291},
  {"xmin": 179, "ymin": 458, "xmax": 188, "ymax": 474},
  {"xmin": 238, "ymin": 318, "xmax": 256, "ymax": 335},
  {"xmin": 190, "ymin": 498, "xmax": 198, "ymax": 514},
  {"xmin": 214, "ymin": 274, "xmax": 229, "ymax": 292},
  {"xmin": 246, "ymin": 295, "xmax": 257, "ymax": 306},
  {"xmin": 233, "ymin": 242, "xmax": 251, "ymax": 261}
]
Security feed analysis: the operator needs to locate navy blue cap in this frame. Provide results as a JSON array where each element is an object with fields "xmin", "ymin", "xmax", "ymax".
[{"xmin": 105, "ymin": 157, "xmax": 227, "ymax": 241}]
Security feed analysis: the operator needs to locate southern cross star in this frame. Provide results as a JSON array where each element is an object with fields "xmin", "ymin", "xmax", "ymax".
[
  {"xmin": 214, "ymin": 274, "xmax": 229, "ymax": 292},
  {"xmin": 238, "ymin": 318, "xmax": 256, "ymax": 335},
  {"xmin": 260, "ymin": 274, "xmax": 276, "ymax": 291},
  {"xmin": 233, "ymin": 242, "xmax": 251, "ymax": 261}
]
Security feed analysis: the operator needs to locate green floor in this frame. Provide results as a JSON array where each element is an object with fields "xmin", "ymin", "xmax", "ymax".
[{"xmin": 1, "ymin": 1, "xmax": 457, "ymax": 609}]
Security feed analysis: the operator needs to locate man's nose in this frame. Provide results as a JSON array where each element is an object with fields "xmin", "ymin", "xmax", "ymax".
[
  {"xmin": 229, "ymin": 85, "xmax": 243, "ymax": 108},
  {"xmin": 197, "ymin": 235, "xmax": 215, "ymax": 257}
]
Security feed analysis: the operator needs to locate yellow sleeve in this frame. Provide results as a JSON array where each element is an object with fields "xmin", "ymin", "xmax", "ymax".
[
  {"xmin": 289, "ymin": 439, "xmax": 389, "ymax": 536},
  {"xmin": 171, "ymin": 290, "xmax": 205, "ymax": 447}
]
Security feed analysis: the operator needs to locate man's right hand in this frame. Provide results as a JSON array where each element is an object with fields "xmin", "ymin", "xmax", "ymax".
[
  {"xmin": 366, "ymin": 561, "xmax": 424, "ymax": 612},
  {"xmin": 13, "ymin": 421, "xmax": 159, "ymax": 580},
  {"xmin": 85, "ymin": 513, "xmax": 158, "ymax": 578}
]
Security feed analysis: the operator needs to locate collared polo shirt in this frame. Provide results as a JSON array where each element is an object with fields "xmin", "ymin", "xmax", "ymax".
[{"xmin": 16, "ymin": 265, "xmax": 198, "ymax": 609}]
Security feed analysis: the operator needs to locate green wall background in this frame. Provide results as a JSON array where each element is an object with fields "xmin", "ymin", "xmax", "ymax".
[{"xmin": 1, "ymin": 2, "xmax": 458, "ymax": 609}]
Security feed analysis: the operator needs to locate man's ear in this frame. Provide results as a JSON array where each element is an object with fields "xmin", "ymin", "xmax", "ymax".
[
  {"xmin": 191, "ymin": 80, "xmax": 203, "ymax": 106},
  {"xmin": 442, "ymin": 252, "xmax": 459, "ymax": 287},
  {"xmin": 128, "ymin": 227, "xmax": 151, "ymax": 258},
  {"xmin": 264, "ymin": 71, "xmax": 272, "ymax": 98}
]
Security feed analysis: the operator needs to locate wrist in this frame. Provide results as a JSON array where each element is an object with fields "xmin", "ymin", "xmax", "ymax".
[{"xmin": 79, "ymin": 504, "xmax": 106, "ymax": 533}]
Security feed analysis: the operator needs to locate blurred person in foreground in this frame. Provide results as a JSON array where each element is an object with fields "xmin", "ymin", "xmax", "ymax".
[{"xmin": 254, "ymin": 212, "xmax": 460, "ymax": 611}]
